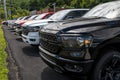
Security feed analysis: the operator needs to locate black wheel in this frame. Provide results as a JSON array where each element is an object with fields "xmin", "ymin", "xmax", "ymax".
[{"xmin": 93, "ymin": 50, "xmax": 120, "ymax": 80}]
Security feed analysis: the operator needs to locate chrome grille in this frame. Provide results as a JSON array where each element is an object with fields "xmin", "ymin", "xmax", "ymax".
[
  {"xmin": 40, "ymin": 39, "xmax": 60, "ymax": 54},
  {"xmin": 40, "ymin": 32, "xmax": 61, "ymax": 54},
  {"xmin": 40, "ymin": 33, "xmax": 57, "ymax": 42}
]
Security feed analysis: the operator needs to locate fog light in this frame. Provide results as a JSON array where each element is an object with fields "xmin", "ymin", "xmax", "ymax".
[
  {"xmin": 30, "ymin": 39, "xmax": 36, "ymax": 41},
  {"xmin": 64, "ymin": 64, "xmax": 83, "ymax": 72},
  {"xmin": 70, "ymin": 52, "xmax": 84, "ymax": 58}
]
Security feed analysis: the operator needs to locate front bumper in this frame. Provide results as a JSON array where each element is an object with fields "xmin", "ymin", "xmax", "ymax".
[
  {"xmin": 22, "ymin": 32, "xmax": 40, "ymax": 45},
  {"xmin": 15, "ymin": 28, "xmax": 23, "ymax": 35},
  {"xmin": 39, "ymin": 46, "xmax": 94, "ymax": 76}
]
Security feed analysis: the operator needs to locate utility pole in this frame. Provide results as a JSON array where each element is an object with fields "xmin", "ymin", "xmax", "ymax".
[
  {"xmin": 3, "ymin": 0, "xmax": 8, "ymax": 20},
  {"xmin": 52, "ymin": 3, "xmax": 56, "ymax": 13},
  {"xmin": 10, "ymin": 0, "xmax": 12, "ymax": 19}
]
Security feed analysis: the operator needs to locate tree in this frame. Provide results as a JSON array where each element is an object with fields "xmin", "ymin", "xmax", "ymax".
[
  {"xmin": 70, "ymin": 0, "xmax": 81, "ymax": 8},
  {"xmin": 56, "ymin": 0, "xmax": 65, "ymax": 7},
  {"xmin": 20, "ymin": 2, "xmax": 29, "ymax": 10},
  {"xmin": 29, "ymin": 0, "xmax": 46, "ymax": 11}
]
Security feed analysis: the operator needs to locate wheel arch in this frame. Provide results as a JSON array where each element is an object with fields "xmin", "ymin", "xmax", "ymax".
[{"xmin": 91, "ymin": 38, "xmax": 120, "ymax": 61}]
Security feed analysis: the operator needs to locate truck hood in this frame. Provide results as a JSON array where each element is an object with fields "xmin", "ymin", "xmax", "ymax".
[
  {"xmin": 41, "ymin": 17, "xmax": 120, "ymax": 34},
  {"xmin": 28, "ymin": 22, "xmax": 48, "ymax": 27},
  {"xmin": 22, "ymin": 19, "xmax": 52, "ymax": 27}
]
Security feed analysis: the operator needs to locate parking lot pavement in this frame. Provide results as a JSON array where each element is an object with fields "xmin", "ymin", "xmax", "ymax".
[{"xmin": 3, "ymin": 26, "xmax": 70, "ymax": 80}]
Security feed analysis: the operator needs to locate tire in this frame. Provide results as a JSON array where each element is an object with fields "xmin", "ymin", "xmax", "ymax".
[{"xmin": 92, "ymin": 50, "xmax": 120, "ymax": 80}]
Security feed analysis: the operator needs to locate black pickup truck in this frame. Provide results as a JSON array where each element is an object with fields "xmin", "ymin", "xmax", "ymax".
[{"xmin": 39, "ymin": 1, "xmax": 120, "ymax": 80}]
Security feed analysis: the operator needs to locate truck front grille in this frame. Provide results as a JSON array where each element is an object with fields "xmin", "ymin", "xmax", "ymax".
[
  {"xmin": 40, "ymin": 33, "xmax": 61, "ymax": 54},
  {"xmin": 40, "ymin": 33, "xmax": 57, "ymax": 42},
  {"xmin": 40, "ymin": 39, "xmax": 60, "ymax": 54}
]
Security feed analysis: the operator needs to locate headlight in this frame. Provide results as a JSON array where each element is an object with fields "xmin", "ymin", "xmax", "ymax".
[{"xmin": 61, "ymin": 35, "xmax": 93, "ymax": 48}]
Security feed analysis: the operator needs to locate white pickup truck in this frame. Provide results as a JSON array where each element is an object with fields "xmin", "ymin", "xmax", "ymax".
[{"xmin": 21, "ymin": 9, "xmax": 89, "ymax": 46}]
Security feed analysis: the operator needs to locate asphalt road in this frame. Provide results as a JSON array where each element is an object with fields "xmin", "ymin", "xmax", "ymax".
[{"xmin": 3, "ymin": 26, "xmax": 71, "ymax": 80}]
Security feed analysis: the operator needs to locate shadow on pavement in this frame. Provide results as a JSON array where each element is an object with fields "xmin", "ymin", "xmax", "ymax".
[
  {"xmin": 22, "ymin": 46, "xmax": 40, "ymax": 57},
  {"xmin": 41, "ymin": 67, "xmax": 70, "ymax": 80},
  {"xmin": 41, "ymin": 66, "xmax": 85, "ymax": 80},
  {"xmin": 10, "ymin": 30, "xmax": 15, "ymax": 32},
  {"xmin": 7, "ymin": 28, "xmax": 14, "ymax": 30},
  {"xmin": 7, "ymin": 28, "xmax": 16, "ymax": 33},
  {"xmin": 16, "ymin": 38, "xmax": 23, "ymax": 42}
]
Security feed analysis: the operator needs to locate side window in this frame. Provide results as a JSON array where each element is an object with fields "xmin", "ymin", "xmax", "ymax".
[
  {"xmin": 64, "ymin": 10, "xmax": 88, "ymax": 20},
  {"xmin": 80, "ymin": 10, "xmax": 89, "ymax": 16}
]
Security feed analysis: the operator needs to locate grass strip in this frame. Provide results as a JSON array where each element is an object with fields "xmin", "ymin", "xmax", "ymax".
[{"xmin": 0, "ymin": 26, "xmax": 8, "ymax": 80}]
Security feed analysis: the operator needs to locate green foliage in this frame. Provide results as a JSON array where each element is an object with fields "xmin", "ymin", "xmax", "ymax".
[
  {"xmin": 56, "ymin": 0, "xmax": 65, "ymax": 7},
  {"xmin": 27, "ymin": 0, "xmax": 115, "ymax": 11},
  {"xmin": 0, "ymin": 26, "xmax": 8, "ymax": 80},
  {"xmin": 7, "ymin": 7, "xmax": 29, "ymax": 19},
  {"xmin": 0, "ymin": 0, "xmax": 30, "ymax": 20},
  {"xmin": 20, "ymin": 2, "xmax": 29, "ymax": 10},
  {"xmin": 0, "ymin": 0, "xmax": 115, "ymax": 20},
  {"xmin": 0, "ymin": 8, "xmax": 5, "ymax": 19}
]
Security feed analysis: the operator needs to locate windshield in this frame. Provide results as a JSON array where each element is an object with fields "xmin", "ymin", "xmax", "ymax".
[
  {"xmin": 17, "ymin": 17, "xmax": 22, "ymax": 20},
  {"xmin": 34, "ymin": 13, "xmax": 46, "ymax": 20},
  {"xmin": 27, "ymin": 15, "xmax": 38, "ymax": 20},
  {"xmin": 83, "ymin": 2, "xmax": 120, "ymax": 18},
  {"xmin": 48, "ymin": 10, "xmax": 70, "ymax": 20}
]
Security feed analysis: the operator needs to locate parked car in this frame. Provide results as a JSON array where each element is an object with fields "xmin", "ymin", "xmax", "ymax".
[
  {"xmin": 14, "ymin": 15, "xmax": 38, "ymax": 35},
  {"xmin": 39, "ymin": 1, "xmax": 120, "ymax": 80},
  {"xmin": 15, "ymin": 12, "xmax": 54, "ymax": 35},
  {"xmin": 2, "ymin": 21, "xmax": 8, "ymax": 26},
  {"xmin": 3, "ymin": 17, "xmax": 22, "ymax": 28},
  {"xmin": 15, "ymin": 15, "xmax": 38, "ymax": 26},
  {"xmin": 9, "ymin": 17, "xmax": 23, "ymax": 28},
  {"xmin": 22, "ymin": 9, "xmax": 89, "ymax": 46},
  {"xmin": 10, "ymin": 16, "xmax": 29, "ymax": 29}
]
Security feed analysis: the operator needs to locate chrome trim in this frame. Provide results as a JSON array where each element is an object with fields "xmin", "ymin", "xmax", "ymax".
[
  {"xmin": 39, "ymin": 46, "xmax": 94, "ymax": 64},
  {"xmin": 40, "ymin": 52, "xmax": 64, "ymax": 71}
]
